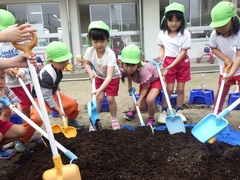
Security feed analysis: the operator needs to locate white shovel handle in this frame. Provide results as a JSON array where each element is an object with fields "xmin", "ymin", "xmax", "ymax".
[
  {"xmin": 9, "ymin": 105, "xmax": 77, "ymax": 161},
  {"xmin": 132, "ymin": 95, "xmax": 145, "ymax": 126},
  {"xmin": 214, "ymin": 73, "xmax": 226, "ymax": 115},
  {"xmin": 157, "ymin": 67, "xmax": 173, "ymax": 110},
  {"xmin": 92, "ymin": 78, "xmax": 96, "ymax": 101},
  {"xmin": 27, "ymin": 60, "xmax": 58, "ymax": 156},
  {"xmin": 56, "ymin": 90, "xmax": 68, "ymax": 123},
  {"xmin": 18, "ymin": 77, "xmax": 43, "ymax": 120}
]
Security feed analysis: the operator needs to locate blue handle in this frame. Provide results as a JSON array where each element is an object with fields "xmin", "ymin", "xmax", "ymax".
[
  {"xmin": 151, "ymin": 58, "xmax": 162, "ymax": 68},
  {"xmin": 0, "ymin": 96, "xmax": 11, "ymax": 107},
  {"xmin": 128, "ymin": 87, "xmax": 136, "ymax": 96}
]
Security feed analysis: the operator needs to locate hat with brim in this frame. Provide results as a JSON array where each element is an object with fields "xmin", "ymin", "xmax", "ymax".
[
  {"xmin": 162, "ymin": 2, "xmax": 187, "ymax": 28},
  {"xmin": 46, "ymin": 41, "xmax": 72, "ymax": 64},
  {"xmin": 121, "ymin": 44, "xmax": 144, "ymax": 67},
  {"xmin": 210, "ymin": 1, "xmax": 238, "ymax": 28}
]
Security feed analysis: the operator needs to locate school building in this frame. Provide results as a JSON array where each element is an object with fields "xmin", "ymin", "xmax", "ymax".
[{"xmin": 0, "ymin": 0, "xmax": 239, "ymax": 64}]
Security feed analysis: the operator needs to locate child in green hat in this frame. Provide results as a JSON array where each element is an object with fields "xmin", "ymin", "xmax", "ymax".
[
  {"xmin": 121, "ymin": 44, "xmax": 162, "ymax": 125},
  {"xmin": 209, "ymin": 2, "xmax": 240, "ymax": 119},
  {"xmin": 157, "ymin": 2, "xmax": 191, "ymax": 124},
  {"xmin": 82, "ymin": 21, "xmax": 121, "ymax": 131},
  {"xmin": 29, "ymin": 42, "xmax": 84, "ymax": 140}
]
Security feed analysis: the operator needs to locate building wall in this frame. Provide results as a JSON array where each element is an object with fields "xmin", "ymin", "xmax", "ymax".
[{"xmin": 1, "ymin": 0, "xmax": 214, "ymax": 63}]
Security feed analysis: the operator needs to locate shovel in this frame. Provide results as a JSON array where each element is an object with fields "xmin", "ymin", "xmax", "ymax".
[
  {"xmin": 18, "ymin": 77, "xmax": 76, "ymax": 138},
  {"xmin": 128, "ymin": 87, "xmax": 155, "ymax": 134},
  {"xmin": 191, "ymin": 72, "xmax": 228, "ymax": 143},
  {"xmin": 12, "ymin": 32, "xmax": 81, "ymax": 180},
  {"xmin": 0, "ymin": 96, "xmax": 78, "ymax": 162},
  {"xmin": 129, "ymin": 87, "xmax": 145, "ymax": 126},
  {"xmin": 152, "ymin": 59, "xmax": 185, "ymax": 134},
  {"xmin": 51, "ymin": 90, "xmax": 77, "ymax": 138},
  {"xmin": 88, "ymin": 78, "xmax": 101, "ymax": 130}
]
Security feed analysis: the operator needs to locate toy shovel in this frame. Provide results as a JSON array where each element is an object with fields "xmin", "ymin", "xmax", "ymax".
[
  {"xmin": 192, "ymin": 67, "xmax": 231, "ymax": 143},
  {"xmin": 88, "ymin": 78, "xmax": 101, "ymax": 130},
  {"xmin": 12, "ymin": 32, "xmax": 81, "ymax": 180},
  {"xmin": 51, "ymin": 90, "xmax": 77, "ymax": 138},
  {"xmin": 152, "ymin": 59, "xmax": 185, "ymax": 134}
]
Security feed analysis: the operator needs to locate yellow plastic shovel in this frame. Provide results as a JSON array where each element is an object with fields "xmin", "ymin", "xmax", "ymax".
[
  {"xmin": 52, "ymin": 90, "xmax": 77, "ymax": 138},
  {"xmin": 12, "ymin": 32, "xmax": 81, "ymax": 180}
]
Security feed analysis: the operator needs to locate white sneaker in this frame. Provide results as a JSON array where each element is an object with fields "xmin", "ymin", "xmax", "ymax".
[
  {"xmin": 158, "ymin": 111, "xmax": 167, "ymax": 124},
  {"xmin": 175, "ymin": 110, "xmax": 187, "ymax": 122}
]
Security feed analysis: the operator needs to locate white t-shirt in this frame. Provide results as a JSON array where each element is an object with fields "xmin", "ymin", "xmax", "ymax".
[
  {"xmin": 157, "ymin": 29, "xmax": 191, "ymax": 57},
  {"xmin": 209, "ymin": 30, "xmax": 240, "ymax": 76},
  {"xmin": 84, "ymin": 46, "xmax": 121, "ymax": 79}
]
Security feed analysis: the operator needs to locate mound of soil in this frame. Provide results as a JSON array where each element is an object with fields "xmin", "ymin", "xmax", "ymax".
[{"xmin": 5, "ymin": 126, "xmax": 240, "ymax": 180}]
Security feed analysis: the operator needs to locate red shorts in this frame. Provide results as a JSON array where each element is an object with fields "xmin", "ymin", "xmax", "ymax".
[
  {"xmin": 163, "ymin": 56, "xmax": 191, "ymax": 83},
  {"xmin": 11, "ymin": 84, "xmax": 32, "ymax": 108},
  {"xmin": 0, "ymin": 120, "xmax": 14, "ymax": 135},
  {"xmin": 139, "ymin": 80, "xmax": 162, "ymax": 97},
  {"xmin": 96, "ymin": 77, "xmax": 120, "ymax": 96},
  {"xmin": 219, "ymin": 74, "xmax": 240, "ymax": 85}
]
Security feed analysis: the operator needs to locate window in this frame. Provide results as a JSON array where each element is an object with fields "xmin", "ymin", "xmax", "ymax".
[
  {"xmin": 81, "ymin": 3, "xmax": 140, "ymax": 53},
  {"xmin": 6, "ymin": 3, "xmax": 62, "ymax": 47}
]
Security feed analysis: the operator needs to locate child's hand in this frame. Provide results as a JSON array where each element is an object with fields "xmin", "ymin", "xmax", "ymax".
[
  {"xmin": 4, "ymin": 68, "xmax": 17, "ymax": 77},
  {"xmin": 223, "ymin": 61, "xmax": 233, "ymax": 72},
  {"xmin": 57, "ymin": 110, "xmax": 66, "ymax": 118},
  {"xmin": 12, "ymin": 103, "xmax": 23, "ymax": 113},
  {"xmin": 76, "ymin": 55, "xmax": 85, "ymax": 63},
  {"xmin": 16, "ymin": 71, "xmax": 25, "ymax": 80}
]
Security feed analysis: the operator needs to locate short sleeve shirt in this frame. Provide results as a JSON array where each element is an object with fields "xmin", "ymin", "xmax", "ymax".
[
  {"xmin": 84, "ymin": 46, "xmax": 121, "ymax": 79},
  {"xmin": 124, "ymin": 62, "xmax": 159, "ymax": 89},
  {"xmin": 158, "ymin": 29, "xmax": 191, "ymax": 57},
  {"xmin": 209, "ymin": 30, "xmax": 240, "ymax": 76}
]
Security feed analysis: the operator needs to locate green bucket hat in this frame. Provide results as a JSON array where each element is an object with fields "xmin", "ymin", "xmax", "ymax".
[
  {"xmin": 46, "ymin": 41, "xmax": 72, "ymax": 64},
  {"xmin": 210, "ymin": 1, "xmax": 237, "ymax": 28},
  {"xmin": 162, "ymin": 2, "xmax": 187, "ymax": 27},
  {"xmin": 88, "ymin": 20, "xmax": 110, "ymax": 33},
  {"xmin": 121, "ymin": 44, "xmax": 144, "ymax": 66},
  {"xmin": 0, "ymin": 9, "xmax": 16, "ymax": 31},
  {"xmin": 87, "ymin": 21, "xmax": 110, "ymax": 46},
  {"xmin": 165, "ymin": 2, "xmax": 185, "ymax": 14}
]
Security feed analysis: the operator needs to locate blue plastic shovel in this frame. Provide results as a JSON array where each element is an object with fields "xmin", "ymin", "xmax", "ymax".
[
  {"xmin": 191, "ymin": 72, "xmax": 229, "ymax": 143},
  {"xmin": 88, "ymin": 78, "xmax": 101, "ymax": 130},
  {"xmin": 152, "ymin": 59, "xmax": 185, "ymax": 134}
]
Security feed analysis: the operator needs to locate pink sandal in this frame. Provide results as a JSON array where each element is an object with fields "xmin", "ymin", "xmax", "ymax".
[{"xmin": 111, "ymin": 119, "xmax": 120, "ymax": 130}]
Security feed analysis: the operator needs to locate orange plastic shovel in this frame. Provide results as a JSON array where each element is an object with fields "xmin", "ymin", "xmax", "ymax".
[
  {"xmin": 12, "ymin": 32, "xmax": 81, "ymax": 180},
  {"xmin": 51, "ymin": 90, "xmax": 77, "ymax": 138}
]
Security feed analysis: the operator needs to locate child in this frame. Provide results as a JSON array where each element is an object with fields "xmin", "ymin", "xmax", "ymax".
[
  {"xmin": 83, "ymin": 21, "xmax": 121, "ymax": 131},
  {"xmin": 157, "ymin": 2, "xmax": 191, "ymax": 123},
  {"xmin": 25, "ymin": 41, "xmax": 84, "ymax": 145},
  {"xmin": 208, "ymin": 2, "xmax": 240, "ymax": 116},
  {"xmin": 0, "ymin": 9, "xmax": 33, "ymax": 150},
  {"xmin": 121, "ymin": 44, "xmax": 162, "ymax": 125},
  {"xmin": 0, "ymin": 69, "xmax": 26, "ymax": 158}
]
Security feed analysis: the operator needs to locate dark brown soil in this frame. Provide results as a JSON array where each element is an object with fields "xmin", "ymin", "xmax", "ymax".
[{"xmin": 4, "ymin": 125, "xmax": 240, "ymax": 180}]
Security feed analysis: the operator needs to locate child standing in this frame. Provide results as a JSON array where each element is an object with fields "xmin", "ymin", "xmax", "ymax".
[
  {"xmin": 157, "ymin": 2, "xmax": 191, "ymax": 124},
  {"xmin": 27, "ymin": 42, "xmax": 84, "ymax": 143},
  {"xmin": 0, "ymin": 69, "xmax": 25, "ymax": 158},
  {"xmin": 121, "ymin": 44, "xmax": 162, "ymax": 125},
  {"xmin": 208, "ymin": 2, "xmax": 240, "ymax": 116},
  {"xmin": 83, "ymin": 21, "xmax": 121, "ymax": 131}
]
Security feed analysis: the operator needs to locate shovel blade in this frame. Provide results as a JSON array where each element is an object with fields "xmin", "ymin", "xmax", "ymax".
[
  {"xmin": 165, "ymin": 115, "xmax": 186, "ymax": 134},
  {"xmin": 42, "ymin": 163, "xmax": 81, "ymax": 180},
  {"xmin": 52, "ymin": 124, "xmax": 77, "ymax": 138},
  {"xmin": 191, "ymin": 114, "xmax": 228, "ymax": 143},
  {"xmin": 87, "ymin": 100, "xmax": 101, "ymax": 130}
]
